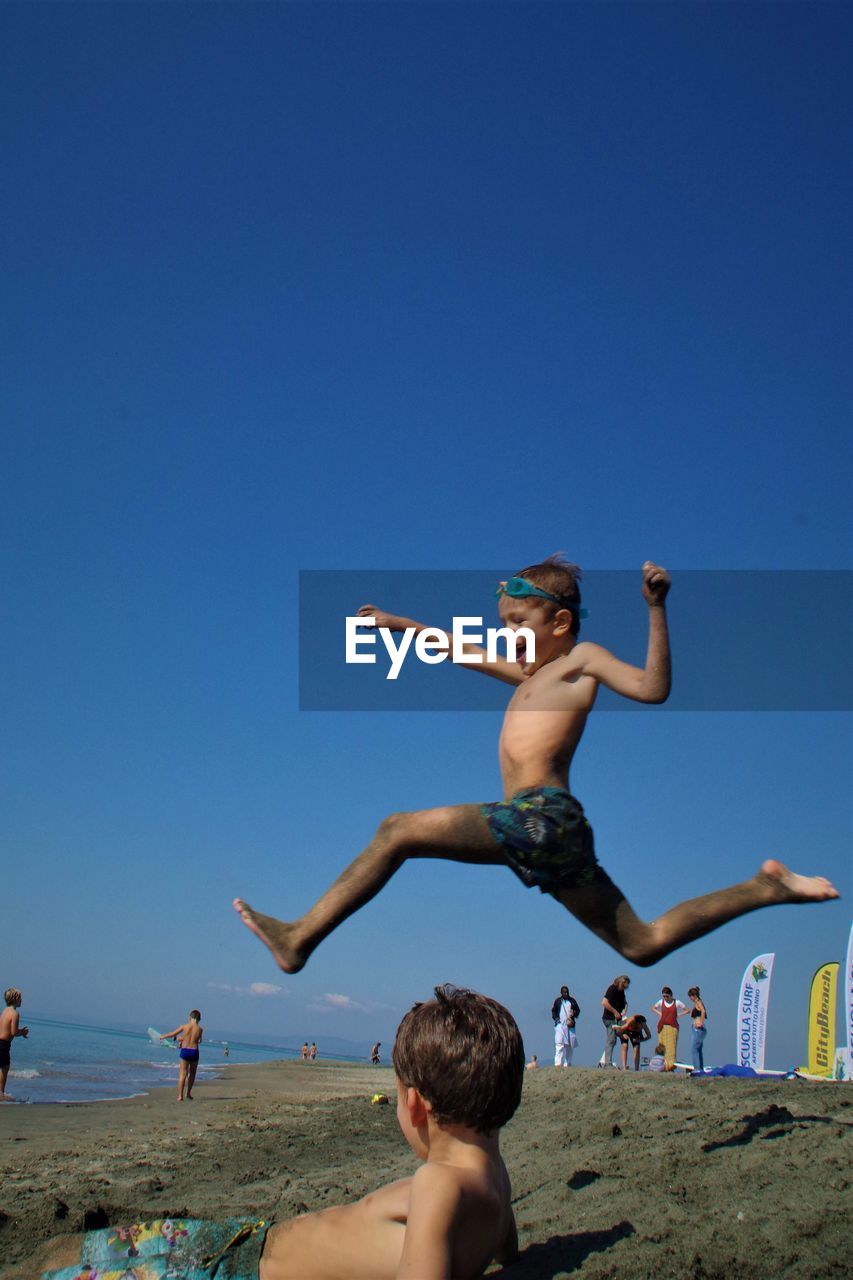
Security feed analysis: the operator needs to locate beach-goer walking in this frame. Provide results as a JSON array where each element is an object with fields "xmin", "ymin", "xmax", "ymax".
[
  {"xmin": 235, "ymin": 559, "xmax": 837, "ymax": 974},
  {"xmin": 651, "ymin": 988, "xmax": 688, "ymax": 1069},
  {"xmin": 687, "ymin": 986, "xmax": 708, "ymax": 1073},
  {"xmin": 161, "ymin": 1010, "xmax": 203, "ymax": 1101},
  {"xmin": 615, "ymin": 1013, "xmax": 651, "ymax": 1071},
  {"xmin": 600, "ymin": 975, "xmax": 630, "ymax": 1067},
  {"xmin": 551, "ymin": 985, "xmax": 580, "ymax": 1067},
  {"xmin": 0, "ymin": 988, "xmax": 28, "ymax": 1102},
  {"xmin": 371, "ymin": 1042, "xmax": 382, "ymax": 1064},
  {"xmin": 18, "ymin": 985, "xmax": 525, "ymax": 1280},
  {"xmin": 309, "ymin": 1042, "xmax": 317, "ymax": 1060},
  {"xmin": 300, "ymin": 1042, "xmax": 309, "ymax": 1060}
]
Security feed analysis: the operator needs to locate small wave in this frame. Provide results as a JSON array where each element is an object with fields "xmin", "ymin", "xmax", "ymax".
[{"xmin": 10, "ymin": 1069, "xmax": 40, "ymax": 1079}]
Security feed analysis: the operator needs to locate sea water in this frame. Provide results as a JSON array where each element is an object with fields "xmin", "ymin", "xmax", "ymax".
[{"xmin": 4, "ymin": 1018, "xmax": 327, "ymax": 1105}]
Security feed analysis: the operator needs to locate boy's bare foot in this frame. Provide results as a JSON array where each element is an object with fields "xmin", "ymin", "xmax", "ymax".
[
  {"xmin": 232, "ymin": 899, "xmax": 308, "ymax": 973},
  {"xmin": 758, "ymin": 859, "xmax": 840, "ymax": 904}
]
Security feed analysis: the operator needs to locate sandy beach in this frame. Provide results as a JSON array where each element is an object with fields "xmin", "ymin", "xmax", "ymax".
[{"xmin": 0, "ymin": 1061, "xmax": 850, "ymax": 1279}]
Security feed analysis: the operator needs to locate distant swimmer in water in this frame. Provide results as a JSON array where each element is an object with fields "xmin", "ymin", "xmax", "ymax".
[
  {"xmin": 234, "ymin": 559, "xmax": 838, "ymax": 974},
  {"xmin": 161, "ymin": 1010, "xmax": 203, "ymax": 1101},
  {"xmin": 0, "ymin": 988, "xmax": 29, "ymax": 1102}
]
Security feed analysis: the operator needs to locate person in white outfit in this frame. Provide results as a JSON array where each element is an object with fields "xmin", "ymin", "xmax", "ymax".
[{"xmin": 552, "ymin": 984, "xmax": 580, "ymax": 1067}]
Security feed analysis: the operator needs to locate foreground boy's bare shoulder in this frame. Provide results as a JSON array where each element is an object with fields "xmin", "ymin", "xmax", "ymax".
[{"xmin": 398, "ymin": 1150, "xmax": 516, "ymax": 1279}]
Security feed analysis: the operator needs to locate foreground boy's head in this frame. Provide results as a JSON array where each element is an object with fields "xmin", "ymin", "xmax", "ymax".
[
  {"xmin": 509, "ymin": 554, "xmax": 583, "ymax": 637},
  {"xmin": 4, "ymin": 988, "xmax": 22, "ymax": 1007},
  {"xmin": 392, "ymin": 984, "xmax": 524, "ymax": 1135}
]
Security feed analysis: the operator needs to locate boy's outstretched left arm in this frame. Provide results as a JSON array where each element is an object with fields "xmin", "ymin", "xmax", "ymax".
[{"xmin": 576, "ymin": 561, "xmax": 671, "ymax": 704}]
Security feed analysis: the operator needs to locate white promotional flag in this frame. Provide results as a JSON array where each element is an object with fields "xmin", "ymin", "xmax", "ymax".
[
  {"xmin": 736, "ymin": 953, "xmax": 775, "ymax": 1071},
  {"xmin": 840, "ymin": 921, "xmax": 845, "ymax": 1080}
]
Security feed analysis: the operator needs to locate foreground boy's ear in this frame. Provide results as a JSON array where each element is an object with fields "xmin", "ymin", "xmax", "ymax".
[
  {"xmin": 406, "ymin": 1086, "xmax": 431, "ymax": 1127},
  {"xmin": 553, "ymin": 608, "xmax": 573, "ymax": 635}
]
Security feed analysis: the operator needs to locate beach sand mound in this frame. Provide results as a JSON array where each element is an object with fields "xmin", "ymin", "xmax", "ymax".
[{"xmin": 0, "ymin": 1063, "xmax": 850, "ymax": 1279}]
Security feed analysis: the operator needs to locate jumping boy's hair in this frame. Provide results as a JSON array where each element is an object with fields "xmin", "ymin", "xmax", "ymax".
[
  {"xmin": 515, "ymin": 554, "xmax": 583, "ymax": 636},
  {"xmin": 392, "ymin": 984, "xmax": 524, "ymax": 1134},
  {"xmin": 189, "ymin": 1009, "xmax": 201, "ymax": 1021},
  {"xmin": 4, "ymin": 988, "xmax": 21, "ymax": 1006}
]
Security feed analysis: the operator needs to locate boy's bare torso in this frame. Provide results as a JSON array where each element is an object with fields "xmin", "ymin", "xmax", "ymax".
[
  {"xmin": 499, "ymin": 648, "xmax": 597, "ymax": 796},
  {"xmin": 179, "ymin": 1021, "xmax": 202, "ymax": 1048},
  {"xmin": 261, "ymin": 1150, "xmax": 515, "ymax": 1280},
  {"xmin": 0, "ymin": 1007, "xmax": 17, "ymax": 1041}
]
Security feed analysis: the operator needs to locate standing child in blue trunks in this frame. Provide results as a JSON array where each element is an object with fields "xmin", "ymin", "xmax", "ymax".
[
  {"xmin": 161, "ymin": 1010, "xmax": 203, "ymax": 1102},
  {"xmin": 235, "ymin": 558, "xmax": 838, "ymax": 972}
]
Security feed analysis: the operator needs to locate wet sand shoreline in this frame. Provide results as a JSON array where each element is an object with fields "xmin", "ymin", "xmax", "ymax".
[{"xmin": 1, "ymin": 1062, "xmax": 850, "ymax": 1278}]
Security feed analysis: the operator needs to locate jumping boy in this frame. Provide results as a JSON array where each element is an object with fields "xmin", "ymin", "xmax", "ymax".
[
  {"xmin": 235, "ymin": 559, "xmax": 838, "ymax": 973},
  {"xmin": 16, "ymin": 985, "xmax": 523, "ymax": 1280},
  {"xmin": 160, "ymin": 1009, "xmax": 203, "ymax": 1102}
]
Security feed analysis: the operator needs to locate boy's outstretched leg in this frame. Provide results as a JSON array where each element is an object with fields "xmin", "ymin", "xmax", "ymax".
[
  {"xmin": 235, "ymin": 806, "xmax": 505, "ymax": 973},
  {"xmin": 557, "ymin": 859, "xmax": 839, "ymax": 967}
]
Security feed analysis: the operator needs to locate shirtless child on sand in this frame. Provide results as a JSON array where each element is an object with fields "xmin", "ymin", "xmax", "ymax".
[
  {"xmin": 235, "ymin": 558, "xmax": 838, "ymax": 972},
  {"xmin": 18, "ymin": 985, "xmax": 522, "ymax": 1280}
]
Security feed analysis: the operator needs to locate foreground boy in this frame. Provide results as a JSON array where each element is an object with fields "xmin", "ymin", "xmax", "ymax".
[
  {"xmin": 235, "ymin": 558, "xmax": 838, "ymax": 972},
  {"xmin": 15, "ymin": 985, "xmax": 523, "ymax": 1280}
]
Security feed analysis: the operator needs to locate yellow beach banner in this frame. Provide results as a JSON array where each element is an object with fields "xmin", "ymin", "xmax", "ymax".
[{"xmin": 807, "ymin": 962, "xmax": 839, "ymax": 1077}]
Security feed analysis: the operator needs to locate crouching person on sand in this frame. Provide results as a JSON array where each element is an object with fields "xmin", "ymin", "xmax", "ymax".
[{"xmin": 15, "ymin": 984, "xmax": 524, "ymax": 1280}]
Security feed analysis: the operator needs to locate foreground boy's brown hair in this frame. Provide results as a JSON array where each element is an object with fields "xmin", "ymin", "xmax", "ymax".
[
  {"xmin": 393, "ymin": 983, "xmax": 525, "ymax": 1133},
  {"xmin": 516, "ymin": 553, "xmax": 583, "ymax": 634}
]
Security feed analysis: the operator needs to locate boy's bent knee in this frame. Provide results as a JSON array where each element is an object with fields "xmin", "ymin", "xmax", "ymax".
[
  {"xmin": 620, "ymin": 930, "xmax": 665, "ymax": 968},
  {"xmin": 376, "ymin": 811, "xmax": 410, "ymax": 843},
  {"xmin": 617, "ymin": 936, "xmax": 666, "ymax": 962}
]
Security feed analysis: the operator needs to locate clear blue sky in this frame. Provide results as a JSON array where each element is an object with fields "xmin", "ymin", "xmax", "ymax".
[{"xmin": 2, "ymin": 2, "xmax": 850, "ymax": 1070}]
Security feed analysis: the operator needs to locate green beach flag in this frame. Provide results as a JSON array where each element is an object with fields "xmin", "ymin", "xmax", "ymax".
[{"xmin": 806, "ymin": 963, "xmax": 839, "ymax": 1077}]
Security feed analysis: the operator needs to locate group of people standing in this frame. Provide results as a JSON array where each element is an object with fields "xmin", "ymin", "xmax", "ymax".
[{"xmin": 551, "ymin": 976, "xmax": 708, "ymax": 1073}]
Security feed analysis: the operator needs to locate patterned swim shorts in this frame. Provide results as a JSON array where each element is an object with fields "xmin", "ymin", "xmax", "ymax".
[
  {"xmin": 44, "ymin": 1217, "xmax": 271, "ymax": 1280},
  {"xmin": 481, "ymin": 787, "xmax": 600, "ymax": 894}
]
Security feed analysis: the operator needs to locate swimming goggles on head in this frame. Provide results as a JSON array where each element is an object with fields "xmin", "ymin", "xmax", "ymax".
[{"xmin": 495, "ymin": 576, "xmax": 589, "ymax": 619}]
